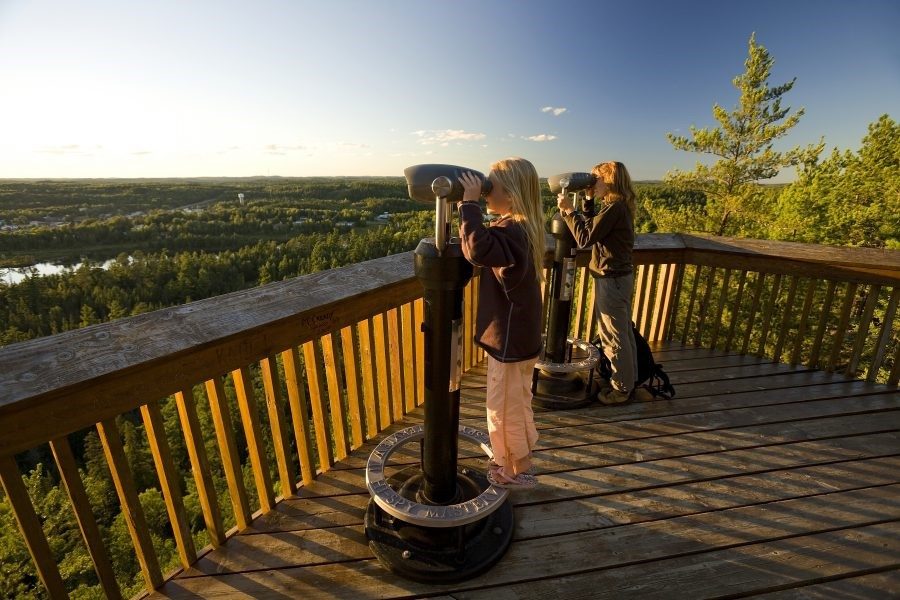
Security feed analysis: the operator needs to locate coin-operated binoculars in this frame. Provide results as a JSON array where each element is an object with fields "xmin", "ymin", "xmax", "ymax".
[
  {"xmin": 531, "ymin": 172, "xmax": 602, "ymax": 409},
  {"xmin": 364, "ymin": 164, "xmax": 513, "ymax": 582}
]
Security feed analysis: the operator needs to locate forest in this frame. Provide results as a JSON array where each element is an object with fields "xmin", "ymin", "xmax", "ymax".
[{"xmin": 0, "ymin": 34, "xmax": 897, "ymax": 598}]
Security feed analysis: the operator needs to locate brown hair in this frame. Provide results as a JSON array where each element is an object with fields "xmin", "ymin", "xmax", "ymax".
[{"xmin": 592, "ymin": 161, "xmax": 636, "ymax": 219}]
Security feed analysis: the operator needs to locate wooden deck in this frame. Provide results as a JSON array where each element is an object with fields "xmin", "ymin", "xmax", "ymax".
[{"xmin": 149, "ymin": 343, "xmax": 900, "ymax": 599}]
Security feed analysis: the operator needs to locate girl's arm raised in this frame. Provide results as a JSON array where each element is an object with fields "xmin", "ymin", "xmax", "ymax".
[{"xmin": 457, "ymin": 202, "xmax": 517, "ymax": 267}]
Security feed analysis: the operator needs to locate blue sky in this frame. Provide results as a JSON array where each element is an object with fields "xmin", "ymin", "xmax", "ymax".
[{"xmin": 0, "ymin": 0, "xmax": 897, "ymax": 181}]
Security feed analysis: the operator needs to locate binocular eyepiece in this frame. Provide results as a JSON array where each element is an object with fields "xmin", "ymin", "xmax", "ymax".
[
  {"xmin": 548, "ymin": 172, "xmax": 596, "ymax": 194},
  {"xmin": 404, "ymin": 164, "xmax": 492, "ymax": 203}
]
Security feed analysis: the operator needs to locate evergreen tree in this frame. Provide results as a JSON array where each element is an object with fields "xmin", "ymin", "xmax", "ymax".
[
  {"xmin": 665, "ymin": 33, "xmax": 823, "ymax": 236},
  {"xmin": 774, "ymin": 114, "xmax": 899, "ymax": 247}
]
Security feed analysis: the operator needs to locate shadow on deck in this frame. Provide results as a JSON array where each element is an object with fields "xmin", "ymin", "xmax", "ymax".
[{"xmin": 150, "ymin": 343, "xmax": 900, "ymax": 599}]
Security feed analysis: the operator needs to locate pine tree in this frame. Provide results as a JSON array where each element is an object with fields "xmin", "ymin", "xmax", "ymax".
[
  {"xmin": 774, "ymin": 114, "xmax": 899, "ymax": 247},
  {"xmin": 665, "ymin": 33, "xmax": 824, "ymax": 236}
]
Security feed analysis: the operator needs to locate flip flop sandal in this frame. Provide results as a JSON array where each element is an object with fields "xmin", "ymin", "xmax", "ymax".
[
  {"xmin": 487, "ymin": 459, "xmax": 536, "ymax": 475},
  {"xmin": 487, "ymin": 466, "xmax": 538, "ymax": 488}
]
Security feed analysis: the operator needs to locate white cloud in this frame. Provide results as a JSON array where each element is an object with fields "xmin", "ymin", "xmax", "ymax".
[
  {"xmin": 412, "ymin": 129, "xmax": 487, "ymax": 145},
  {"xmin": 541, "ymin": 106, "xmax": 567, "ymax": 116},
  {"xmin": 334, "ymin": 141, "xmax": 370, "ymax": 150},
  {"xmin": 38, "ymin": 144, "xmax": 82, "ymax": 155},
  {"xmin": 265, "ymin": 143, "xmax": 305, "ymax": 155},
  {"xmin": 524, "ymin": 134, "xmax": 558, "ymax": 142}
]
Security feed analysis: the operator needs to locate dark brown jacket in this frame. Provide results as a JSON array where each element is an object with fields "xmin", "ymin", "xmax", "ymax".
[
  {"xmin": 458, "ymin": 202, "xmax": 542, "ymax": 363},
  {"xmin": 562, "ymin": 199, "xmax": 634, "ymax": 277}
]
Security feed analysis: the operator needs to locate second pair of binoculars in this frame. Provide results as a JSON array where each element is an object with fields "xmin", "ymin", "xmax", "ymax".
[
  {"xmin": 547, "ymin": 172, "xmax": 597, "ymax": 194},
  {"xmin": 404, "ymin": 164, "xmax": 493, "ymax": 204}
]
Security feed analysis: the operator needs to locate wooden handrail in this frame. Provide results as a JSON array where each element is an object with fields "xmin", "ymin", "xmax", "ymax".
[{"xmin": 0, "ymin": 252, "xmax": 420, "ymax": 457}]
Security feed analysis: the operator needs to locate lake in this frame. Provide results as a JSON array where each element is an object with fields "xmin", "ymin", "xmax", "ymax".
[{"xmin": 1, "ymin": 259, "xmax": 118, "ymax": 285}]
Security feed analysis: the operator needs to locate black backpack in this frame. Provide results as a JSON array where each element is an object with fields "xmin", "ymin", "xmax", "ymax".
[{"xmin": 593, "ymin": 324, "xmax": 676, "ymax": 399}]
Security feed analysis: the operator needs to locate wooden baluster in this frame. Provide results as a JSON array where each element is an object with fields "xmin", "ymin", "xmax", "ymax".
[
  {"xmin": 464, "ymin": 280, "xmax": 474, "ymax": 371},
  {"xmin": 49, "ymin": 436, "xmax": 122, "ymax": 599},
  {"xmin": 681, "ymin": 265, "xmax": 702, "ymax": 346},
  {"xmin": 356, "ymin": 319, "xmax": 380, "ymax": 436},
  {"xmin": 414, "ymin": 298, "xmax": 425, "ymax": 405},
  {"xmin": 709, "ymin": 269, "xmax": 732, "ymax": 350},
  {"xmin": 808, "ymin": 280, "xmax": 837, "ymax": 369},
  {"xmin": 204, "ymin": 376, "xmax": 252, "ymax": 529},
  {"xmin": 401, "ymin": 302, "xmax": 417, "ymax": 413},
  {"xmin": 281, "ymin": 347, "xmax": 316, "ymax": 484},
  {"xmin": 585, "ymin": 273, "xmax": 598, "ymax": 342},
  {"xmin": 663, "ymin": 263, "xmax": 685, "ymax": 342},
  {"xmin": 772, "ymin": 276, "xmax": 799, "ymax": 363},
  {"xmin": 0, "ymin": 456, "xmax": 68, "ymax": 598},
  {"xmin": 232, "ymin": 366, "xmax": 276, "ymax": 511},
  {"xmin": 867, "ymin": 287, "xmax": 899, "ymax": 383},
  {"xmin": 741, "ymin": 272, "xmax": 766, "ymax": 355},
  {"xmin": 888, "ymin": 336, "xmax": 900, "ymax": 386},
  {"xmin": 649, "ymin": 264, "xmax": 673, "ymax": 343},
  {"xmin": 386, "ymin": 308, "xmax": 405, "ymax": 421},
  {"xmin": 302, "ymin": 339, "xmax": 335, "ymax": 470},
  {"xmin": 639, "ymin": 264, "xmax": 657, "ymax": 339},
  {"xmin": 790, "ymin": 279, "xmax": 819, "ymax": 366},
  {"xmin": 846, "ymin": 284, "xmax": 882, "ymax": 378},
  {"xmin": 475, "ymin": 275, "xmax": 485, "ymax": 363},
  {"xmin": 540, "ymin": 267, "xmax": 552, "ymax": 334},
  {"xmin": 140, "ymin": 400, "xmax": 197, "ymax": 567},
  {"xmin": 96, "ymin": 417, "xmax": 164, "ymax": 589},
  {"xmin": 260, "ymin": 355, "xmax": 298, "ymax": 498},
  {"xmin": 320, "ymin": 332, "xmax": 349, "ymax": 462},
  {"xmin": 371, "ymin": 312, "xmax": 393, "ymax": 427},
  {"xmin": 173, "ymin": 388, "xmax": 225, "ymax": 546},
  {"xmin": 757, "ymin": 273, "xmax": 783, "ymax": 358},
  {"xmin": 632, "ymin": 264, "xmax": 648, "ymax": 329},
  {"xmin": 571, "ymin": 267, "xmax": 589, "ymax": 341},
  {"xmin": 339, "ymin": 326, "xmax": 365, "ymax": 449},
  {"xmin": 723, "ymin": 270, "xmax": 748, "ymax": 352},
  {"xmin": 826, "ymin": 282, "xmax": 858, "ymax": 373},
  {"xmin": 693, "ymin": 267, "xmax": 717, "ymax": 347}
]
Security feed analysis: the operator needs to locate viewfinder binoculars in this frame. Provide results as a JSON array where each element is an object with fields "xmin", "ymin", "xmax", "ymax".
[
  {"xmin": 548, "ymin": 172, "xmax": 596, "ymax": 194},
  {"xmin": 404, "ymin": 164, "xmax": 493, "ymax": 203}
]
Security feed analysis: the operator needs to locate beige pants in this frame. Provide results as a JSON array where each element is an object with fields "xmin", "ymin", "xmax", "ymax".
[
  {"xmin": 594, "ymin": 273, "xmax": 638, "ymax": 393},
  {"xmin": 486, "ymin": 355, "xmax": 539, "ymax": 475}
]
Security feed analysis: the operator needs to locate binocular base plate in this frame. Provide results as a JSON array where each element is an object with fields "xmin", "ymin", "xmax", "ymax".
[
  {"xmin": 365, "ymin": 465, "xmax": 514, "ymax": 583},
  {"xmin": 532, "ymin": 371, "xmax": 596, "ymax": 410}
]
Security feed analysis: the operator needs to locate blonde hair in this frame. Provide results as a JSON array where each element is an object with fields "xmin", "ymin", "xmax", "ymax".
[
  {"xmin": 489, "ymin": 157, "xmax": 545, "ymax": 283},
  {"xmin": 592, "ymin": 161, "xmax": 637, "ymax": 219}
]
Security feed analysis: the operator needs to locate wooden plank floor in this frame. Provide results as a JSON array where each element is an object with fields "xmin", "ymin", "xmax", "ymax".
[{"xmin": 150, "ymin": 343, "xmax": 900, "ymax": 599}]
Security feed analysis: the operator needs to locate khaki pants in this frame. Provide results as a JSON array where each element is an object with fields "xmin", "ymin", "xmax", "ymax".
[
  {"xmin": 486, "ymin": 355, "xmax": 539, "ymax": 475},
  {"xmin": 594, "ymin": 273, "xmax": 637, "ymax": 393}
]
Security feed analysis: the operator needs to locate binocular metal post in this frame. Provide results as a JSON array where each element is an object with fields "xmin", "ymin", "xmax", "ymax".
[
  {"xmin": 365, "ymin": 176, "xmax": 513, "ymax": 583},
  {"xmin": 532, "ymin": 186, "xmax": 600, "ymax": 409}
]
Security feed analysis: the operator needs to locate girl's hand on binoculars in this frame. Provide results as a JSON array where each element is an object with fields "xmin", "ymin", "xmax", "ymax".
[
  {"xmin": 459, "ymin": 171, "xmax": 482, "ymax": 202},
  {"xmin": 557, "ymin": 193, "xmax": 575, "ymax": 213}
]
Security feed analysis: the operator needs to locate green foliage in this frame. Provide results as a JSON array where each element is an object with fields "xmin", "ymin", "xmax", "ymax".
[
  {"xmin": 664, "ymin": 33, "xmax": 824, "ymax": 236},
  {"xmin": 773, "ymin": 114, "xmax": 900, "ymax": 247}
]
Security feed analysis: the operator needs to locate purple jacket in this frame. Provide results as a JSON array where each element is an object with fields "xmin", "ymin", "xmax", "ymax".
[{"xmin": 458, "ymin": 202, "xmax": 543, "ymax": 363}]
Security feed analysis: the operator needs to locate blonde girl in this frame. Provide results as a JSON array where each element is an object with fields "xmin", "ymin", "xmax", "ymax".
[{"xmin": 458, "ymin": 157, "xmax": 544, "ymax": 487}]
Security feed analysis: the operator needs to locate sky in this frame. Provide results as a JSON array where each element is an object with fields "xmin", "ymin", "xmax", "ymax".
[{"xmin": 0, "ymin": 0, "xmax": 898, "ymax": 182}]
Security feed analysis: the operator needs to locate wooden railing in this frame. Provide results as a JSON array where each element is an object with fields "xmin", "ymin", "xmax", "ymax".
[
  {"xmin": 0, "ymin": 251, "xmax": 484, "ymax": 599},
  {"xmin": 0, "ymin": 234, "xmax": 897, "ymax": 598},
  {"xmin": 569, "ymin": 234, "xmax": 900, "ymax": 384}
]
